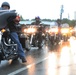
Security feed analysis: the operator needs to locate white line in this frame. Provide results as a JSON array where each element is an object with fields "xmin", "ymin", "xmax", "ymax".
[{"xmin": 8, "ymin": 57, "xmax": 48, "ymax": 75}]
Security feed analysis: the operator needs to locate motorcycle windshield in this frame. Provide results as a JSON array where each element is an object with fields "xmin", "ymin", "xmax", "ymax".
[{"xmin": 0, "ymin": 8, "xmax": 16, "ymax": 29}]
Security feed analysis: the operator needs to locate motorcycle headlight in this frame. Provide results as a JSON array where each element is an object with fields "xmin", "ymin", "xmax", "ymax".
[
  {"xmin": 1, "ymin": 29, "xmax": 6, "ymax": 33},
  {"xmin": 48, "ymin": 28, "xmax": 58, "ymax": 33},
  {"xmin": 28, "ymin": 28, "xmax": 36, "ymax": 33},
  {"xmin": 23, "ymin": 28, "xmax": 37, "ymax": 34},
  {"xmin": 61, "ymin": 28, "xmax": 69, "ymax": 33},
  {"xmin": 24, "ymin": 29, "xmax": 27, "ymax": 32}
]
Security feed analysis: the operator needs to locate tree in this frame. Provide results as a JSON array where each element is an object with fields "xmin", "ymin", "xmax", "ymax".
[{"xmin": 20, "ymin": 15, "xmax": 24, "ymax": 21}]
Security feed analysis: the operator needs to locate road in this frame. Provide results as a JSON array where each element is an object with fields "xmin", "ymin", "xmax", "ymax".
[{"xmin": 0, "ymin": 36, "xmax": 76, "ymax": 75}]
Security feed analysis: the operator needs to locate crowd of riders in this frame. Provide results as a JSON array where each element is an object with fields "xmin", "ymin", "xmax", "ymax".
[{"xmin": 0, "ymin": 1, "xmax": 74, "ymax": 64}]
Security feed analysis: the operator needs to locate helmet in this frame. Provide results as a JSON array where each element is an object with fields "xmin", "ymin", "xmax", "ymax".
[
  {"xmin": 1, "ymin": 2, "xmax": 10, "ymax": 9},
  {"xmin": 35, "ymin": 16, "xmax": 40, "ymax": 20}
]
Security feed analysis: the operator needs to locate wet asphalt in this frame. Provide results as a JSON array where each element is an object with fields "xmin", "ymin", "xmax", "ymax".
[{"xmin": 0, "ymin": 36, "xmax": 76, "ymax": 75}]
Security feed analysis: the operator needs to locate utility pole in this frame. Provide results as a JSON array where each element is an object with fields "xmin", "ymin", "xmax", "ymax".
[
  {"xmin": 56, "ymin": 5, "xmax": 64, "ymax": 37},
  {"xmin": 56, "ymin": 5, "xmax": 64, "ymax": 33},
  {"xmin": 60, "ymin": 5, "xmax": 64, "ymax": 20}
]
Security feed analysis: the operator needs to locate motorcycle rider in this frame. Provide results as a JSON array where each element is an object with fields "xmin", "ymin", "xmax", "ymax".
[
  {"xmin": 1, "ymin": 2, "xmax": 27, "ymax": 63},
  {"xmin": 31, "ymin": 16, "xmax": 44, "ymax": 48},
  {"xmin": 31, "ymin": 16, "xmax": 41, "ymax": 25}
]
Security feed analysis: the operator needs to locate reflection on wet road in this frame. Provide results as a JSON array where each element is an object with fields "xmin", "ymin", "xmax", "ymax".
[{"xmin": 0, "ymin": 37, "xmax": 76, "ymax": 75}]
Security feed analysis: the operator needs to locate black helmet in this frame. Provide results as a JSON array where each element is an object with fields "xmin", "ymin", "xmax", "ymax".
[{"xmin": 1, "ymin": 2, "xmax": 10, "ymax": 9}]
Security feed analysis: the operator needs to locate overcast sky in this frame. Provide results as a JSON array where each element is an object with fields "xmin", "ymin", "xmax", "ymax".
[{"xmin": 0, "ymin": 0, "xmax": 76, "ymax": 20}]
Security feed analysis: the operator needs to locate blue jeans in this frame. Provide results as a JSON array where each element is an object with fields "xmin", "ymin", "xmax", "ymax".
[{"xmin": 10, "ymin": 32, "xmax": 26, "ymax": 58}]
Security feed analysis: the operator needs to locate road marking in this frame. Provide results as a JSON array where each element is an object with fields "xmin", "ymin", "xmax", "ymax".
[{"xmin": 8, "ymin": 57, "xmax": 48, "ymax": 75}]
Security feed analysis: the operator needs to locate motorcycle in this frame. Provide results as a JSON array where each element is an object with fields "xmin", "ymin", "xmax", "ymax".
[
  {"xmin": 0, "ymin": 28, "xmax": 18, "ymax": 63},
  {"xmin": 61, "ymin": 28, "xmax": 70, "ymax": 41},
  {"xmin": 34, "ymin": 25, "xmax": 45, "ymax": 49},
  {"xmin": 22, "ymin": 24, "xmax": 45, "ymax": 49},
  {"xmin": 0, "ymin": 9, "xmax": 18, "ymax": 63},
  {"xmin": 48, "ymin": 26, "xmax": 59, "ymax": 45},
  {"xmin": 18, "ymin": 24, "xmax": 31, "ymax": 51}
]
